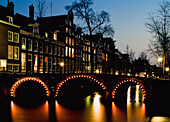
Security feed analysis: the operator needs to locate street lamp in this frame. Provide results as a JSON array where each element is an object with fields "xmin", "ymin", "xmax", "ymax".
[
  {"xmin": 96, "ymin": 69, "xmax": 99, "ymax": 74},
  {"xmin": 157, "ymin": 57, "xmax": 165, "ymax": 78},
  {"xmin": 165, "ymin": 67, "xmax": 169, "ymax": 72},
  {"xmin": 60, "ymin": 62, "xmax": 64, "ymax": 67},
  {"xmin": 158, "ymin": 57, "xmax": 163, "ymax": 62}
]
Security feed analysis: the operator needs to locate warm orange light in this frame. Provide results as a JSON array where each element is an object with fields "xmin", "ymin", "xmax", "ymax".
[
  {"xmin": 127, "ymin": 73, "xmax": 131, "ymax": 76},
  {"xmin": 60, "ymin": 62, "xmax": 64, "ymax": 67},
  {"xmin": 10, "ymin": 77, "xmax": 50, "ymax": 97},
  {"xmin": 165, "ymin": 67, "xmax": 169, "ymax": 72},
  {"xmin": 158, "ymin": 57, "xmax": 163, "ymax": 62},
  {"xmin": 115, "ymin": 71, "xmax": 119, "ymax": 75}
]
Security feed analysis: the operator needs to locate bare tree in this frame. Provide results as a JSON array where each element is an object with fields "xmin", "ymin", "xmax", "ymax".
[
  {"xmin": 65, "ymin": 0, "xmax": 114, "ymax": 37},
  {"xmin": 125, "ymin": 44, "xmax": 135, "ymax": 62},
  {"xmin": 35, "ymin": 0, "xmax": 48, "ymax": 18},
  {"xmin": 145, "ymin": 1, "xmax": 170, "ymax": 68}
]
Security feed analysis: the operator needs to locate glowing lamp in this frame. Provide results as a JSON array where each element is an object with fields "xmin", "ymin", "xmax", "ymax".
[
  {"xmin": 60, "ymin": 62, "xmax": 64, "ymax": 67},
  {"xmin": 158, "ymin": 57, "xmax": 163, "ymax": 62},
  {"xmin": 96, "ymin": 69, "xmax": 99, "ymax": 74},
  {"xmin": 165, "ymin": 67, "xmax": 169, "ymax": 72}
]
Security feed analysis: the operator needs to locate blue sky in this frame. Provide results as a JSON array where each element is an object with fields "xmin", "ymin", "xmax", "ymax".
[{"xmin": 0, "ymin": 0, "xmax": 161, "ymax": 63}]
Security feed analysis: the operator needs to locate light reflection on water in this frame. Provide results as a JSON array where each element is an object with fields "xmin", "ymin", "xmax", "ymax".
[{"xmin": 10, "ymin": 86, "xmax": 170, "ymax": 122}]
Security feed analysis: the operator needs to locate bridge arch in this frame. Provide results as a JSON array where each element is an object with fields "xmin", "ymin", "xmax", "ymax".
[
  {"xmin": 55, "ymin": 74, "xmax": 106, "ymax": 97},
  {"xmin": 10, "ymin": 77, "xmax": 50, "ymax": 97},
  {"xmin": 112, "ymin": 79, "xmax": 147, "ymax": 99}
]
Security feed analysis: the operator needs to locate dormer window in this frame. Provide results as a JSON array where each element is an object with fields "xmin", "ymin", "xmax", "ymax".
[
  {"xmin": 53, "ymin": 30, "xmax": 59, "ymax": 40},
  {"xmin": 7, "ymin": 16, "xmax": 13, "ymax": 24}
]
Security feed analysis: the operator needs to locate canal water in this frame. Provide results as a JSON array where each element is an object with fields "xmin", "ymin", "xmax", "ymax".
[{"xmin": 3, "ymin": 85, "xmax": 170, "ymax": 122}]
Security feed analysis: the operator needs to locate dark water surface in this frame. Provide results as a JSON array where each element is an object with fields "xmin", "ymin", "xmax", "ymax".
[{"xmin": 2, "ymin": 86, "xmax": 170, "ymax": 122}]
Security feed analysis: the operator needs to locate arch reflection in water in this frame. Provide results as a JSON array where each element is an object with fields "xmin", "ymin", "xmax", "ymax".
[{"xmin": 11, "ymin": 101, "xmax": 49, "ymax": 122}]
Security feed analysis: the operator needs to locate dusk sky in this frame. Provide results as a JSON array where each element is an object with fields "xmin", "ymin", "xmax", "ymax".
[{"xmin": 0, "ymin": 0, "xmax": 161, "ymax": 64}]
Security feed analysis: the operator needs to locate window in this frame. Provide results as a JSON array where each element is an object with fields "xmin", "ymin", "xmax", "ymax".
[
  {"xmin": 34, "ymin": 55, "xmax": 38, "ymax": 73},
  {"xmin": 65, "ymin": 46, "xmax": 68, "ymax": 56},
  {"xmin": 61, "ymin": 47, "xmax": 64, "ymax": 57},
  {"xmin": 53, "ymin": 46, "xmax": 57, "ymax": 55},
  {"xmin": 53, "ymin": 33, "xmax": 57, "ymax": 40},
  {"xmin": 44, "ymin": 44, "xmax": 48, "ymax": 53},
  {"xmin": 45, "ymin": 32, "xmax": 48, "ymax": 38},
  {"xmin": 8, "ymin": 16, "xmax": 13, "ymax": 24},
  {"xmin": 72, "ymin": 39, "xmax": 74, "ymax": 46},
  {"xmin": 72, "ymin": 48, "xmax": 74, "ymax": 58},
  {"xmin": 8, "ymin": 45, "xmax": 13, "ymax": 59},
  {"xmin": 57, "ymin": 47, "xmax": 60, "ymax": 56},
  {"xmin": 14, "ymin": 33, "xmax": 19, "ymax": 43},
  {"xmin": 0, "ymin": 59, "xmax": 7, "ymax": 71},
  {"xmin": 66, "ymin": 37, "xmax": 68, "ymax": 44},
  {"xmin": 28, "ymin": 53, "xmax": 32, "ymax": 73},
  {"xmin": 45, "ymin": 57, "xmax": 48, "ymax": 73},
  {"xmin": 49, "ymin": 57, "xmax": 52, "ymax": 72},
  {"xmin": 88, "ymin": 55, "xmax": 90, "ymax": 62},
  {"xmin": 39, "ymin": 55, "xmax": 43, "ymax": 73},
  {"xmin": 66, "ymin": 27, "xmax": 68, "ymax": 33},
  {"xmin": 34, "ymin": 41, "xmax": 38, "ymax": 52},
  {"xmin": 106, "ymin": 53, "xmax": 108, "ymax": 61},
  {"xmin": 69, "ymin": 38, "xmax": 71, "ymax": 46},
  {"xmin": 21, "ymin": 38, "xmax": 26, "ymax": 50},
  {"xmin": 8, "ymin": 31, "xmax": 13, "ymax": 42},
  {"xmin": 13, "ymin": 65, "xmax": 19, "ymax": 72},
  {"xmin": 39, "ymin": 42, "xmax": 43, "ymax": 53},
  {"xmin": 21, "ymin": 53, "xmax": 26, "ymax": 72},
  {"xmin": 88, "ymin": 47, "xmax": 90, "ymax": 52},
  {"xmin": 69, "ymin": 47, "xmax": 71, "ymax": 57},
  {"xmin": 49, "ymin": 45, "xmax": 52, "ymax": 54},
  {"xmin": 28, "ymin": 39, "xmax": 32, "ymax": 51},
  {"xmin": 7, "ymin": 64, "xmax": 12, "ymax": 71},
  {"xmin": 14, "ymin": 46, "xmax": 19, "ymax": 60}
]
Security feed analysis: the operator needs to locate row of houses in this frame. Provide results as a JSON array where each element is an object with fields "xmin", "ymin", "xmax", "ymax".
[{"xmin": 0, "ymin": 2, "xmax": 116, "ymax": 74}]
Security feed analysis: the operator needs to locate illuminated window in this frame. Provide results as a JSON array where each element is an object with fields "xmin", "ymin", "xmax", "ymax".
[
  {"xmin": 14, "ymin": 33, "xmax": 19, "ymax": 43},
  {"xmin": 28, "ymin": 53, "xmax": 32, "ymax": 73},
  {"xmin": 88, "ymin": 47, "xmax": 90, "ymax": 52},
  {"xmin": 83, "ymin": 53, "xmax": 85, "ymax": 61},
  {"xmin": 65, "ymin": 46, "xmax": 68, "ymax": 56},
  {"xmin": 66, "ymin": 37, "xmax": 68, "ymax": 44},
  {"xmin": 88, "ymin": 55, "xmax": 90, "ymax": 62},
  {"xmin": 66, "ymin": 27, "xmax": 68, "ymax": 33},
  {"xmin": 69, "ymin": 47, "xmax": 71, "ymax": 57},
  {"xmin": 106, "ymin": 53, "xmax": 108, "ymax": 61},
  {"xmin": 69, "ymin": 38, "xmax": 71, "ymax": 46},
  {"xmin": 39, "ymin": 42, "xmax": 43, "ymax": 53},
  {"xmin": 34, "ymin": 55, "xmax": 38, "ymax": 73},
  {"xmin": 8, "ymin": 16, "xmax": 13, "ymax": 24},
  {"xmin": 13, "ymin": 65, "xmax": 19, "ymax": 72},
  {"xmin": 21, "ymin": 53, "xmax": 26, "ymax": 72},
  {"xmin": 72, "ymin": 39, "xmax": 74, "ymax": 46},
  {"xmin": 45, "ymin": 32, "xmax": 48, "ymax": 38},
  {"xmin": 8, "ymin": 45, "xmax": 13, "ymax": 59},
  {"xmin": 28, "ymin": 39, "xmax": 32, "ymax": 51},
  {"xmin": 45, "ymin": 57, "xmax": 48, "ymax": 73},
  {"xmin": 21, "ymin": 38, "xmax": 26, "ymax": 50},
  {"xmin": 39, "ymin": 55, "xmax": 43, "ymax": 73},
  {"xmin": 8, "ymin": 31, "xmax": 13, "ymax": 42},
  {"xmin": 53, "ymin": 33, "xmax": 57, "ymax": 40},
  {"xmin": 14, "ymin": 46, "xmax": 19, "ymax": 60},
  {"xmin": 72, "ymin": 48, "xmax": 74, "ymax": 58},
  {"xmin": 0, "ymin": 59, "xmax": 7, "ymax": 71},
  {"xmin": 34, "ymin": 41, "xmax": 38, "ymax": 52},
  {"xmin": 94, "ymin": 49, "xmax": 96, "ymax": 54},
  {"xmin": 49, "ymin": 45, "xmax": 52, "ymax": 54},
  {"xmin": 53, "ymin": 58, "xmax": 57, "ymax": 73}
]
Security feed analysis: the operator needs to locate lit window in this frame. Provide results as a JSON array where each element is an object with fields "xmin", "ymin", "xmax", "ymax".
[
  {"xmin": 66, "ymin": 27, "xmax": 68, "ymax": 33},
  {"xmin": 28, "ymin": 53, "xmax": 32, "ymax": 73},
  {"xmin": 88, "ymin": 47, "xmax": 90, "ymax": 52},
  {"xmin": 34, "ymin": 41, "xmax": 38, "ymax": 52},
  {"xmin": 0, "ymin": 59, "xmax": 7, "ymax": 71},
  {"xmin": 72, "ymin": 39, "xmax": 74, "ymax": 46},
  {"xmin": 53, "ymin": 33, "xmax": 57, "ymax": 40},
  {"xmin": 88, "ymin": 55, "xmax": 90, "ymax": 62},
  {"xmin": 14, "ymin": 46, "xmax": 19, "ymax": 60},
  {"xmin": 21, "ymin": 38, "xmax": 26, "ymax": 50},
  {"xmin": 21, "ymin": 53, "xmax": 26, "ymax": 72},
  {"xmin": 65, "ymin": 46, "xmax": 68, "ymax": 56},
  {"xmin": 69, "ymin": 38, "xmax": 71, "ymax": 45},
  {"xmin": 49, "ymin": 57, "xmax": 52, "ymax": 73},
  {"xmin": 13, "ymin": 64, "xmax": 19, "ymax": 72},
  {"xmin": 39, "ymin": 55, "xmax": 43, "ymax": 73},
  {"xmin": 8, "ymin": 45, "xmax": 13, "ymax": 59},
  {"xmin": 7, "ymin": 64, "xmax": 12, "ymax": 71},
  {"xmin": 66, "ymin": 37, "xmax": 68, "ymax": 44},
  {"xmin": 8, "ymin": 31, "xmax": 13, "ymax": 42},
  {"xmin": 106, "ymin": 53, "xmax": 108, "ymax": 61},
  {"xmin": 72, "ymin": 48, "xmax": 74, "ymax": 58},
  {"xmin": 28, "ymin": 39, "xmax": 32, "ymax": 51},
  {"xmin": 8, "ymin": 16, "xmax": 13, "ymax": 24},
  {"xmin": 69, "ymin": 47, "xmax": 71, "ymax": 57},
  {"xmin": 14, "ymin": 33, "xmax": 19, "ymax": 43},
  {"xmin": 45, "ymin": 32, "xmax": 48, "ymax": 38},
  {"xmin": 45, "ymin": 57, "xmax": 48, "ymax": 73},
  {"xmin": 94, "ymin": 49, "xmax": 96, "ymax": 54},
  {"xmin": 34, "ymin": 55, "xmax": 38, "ymax": 73}
]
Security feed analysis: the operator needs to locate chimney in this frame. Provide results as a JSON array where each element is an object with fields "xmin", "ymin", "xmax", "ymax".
[
  {"xmin": 7, "ymin": 2, "xmax": 14, "ymax": 15},
  {"xmin": 29, "ymin": 4, "xmax": 34, "ymax": 20}
]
